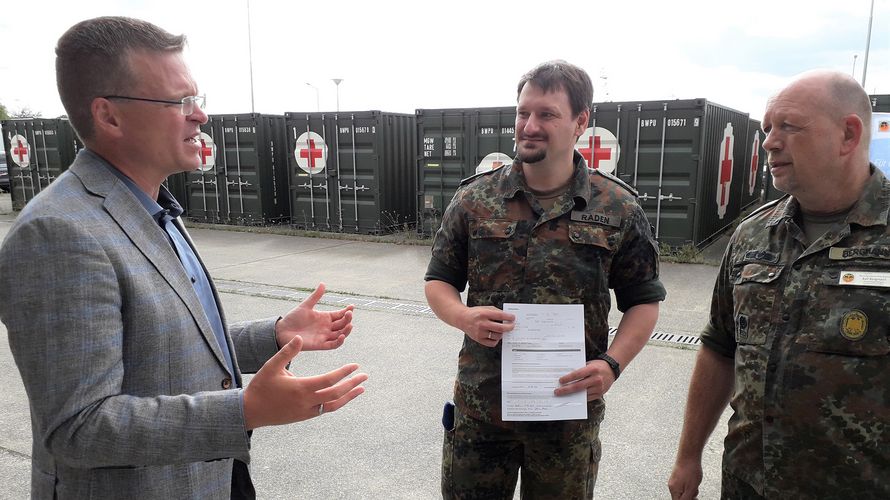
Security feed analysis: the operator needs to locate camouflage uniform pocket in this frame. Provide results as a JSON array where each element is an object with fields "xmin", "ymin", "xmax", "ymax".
[
  {"xmin": 731, "ymin": 262, "xmax": 784, "ymax": 345},
  {"xmin": 468, "ymin": 219, "xmax": 518, "ymax": 291},
  {"xmin": 796, "ymin": 270, "xmax": 890, "ymax": 356}
]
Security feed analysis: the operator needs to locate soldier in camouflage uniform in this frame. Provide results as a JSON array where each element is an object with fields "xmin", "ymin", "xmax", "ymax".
[
  {"xmin": 425, "ymin": 60, "xmax": 666, "ymax": 499},
  {"xmin": 669, "ymin": 70, "xmax": 890, "ymax": 500}
]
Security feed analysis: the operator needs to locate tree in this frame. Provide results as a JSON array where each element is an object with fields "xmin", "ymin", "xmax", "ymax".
[
  {"xmin": 11, "ymin": 107, "xmax": 42, "ymax": 119},
  {"xmin": 0, "ymin": 102, "xmax": 8, "ymax": 120}
]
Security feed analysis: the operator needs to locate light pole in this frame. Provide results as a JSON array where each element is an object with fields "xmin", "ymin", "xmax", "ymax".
[
  {"xmin": 861, "ymin": 0, "xmax": 874, "ymax": 88},
  {"xmin": 246, "ymin": 0, "xmax": 255, "ymax": 113},
  {"xmin": 305, "ymin": 82, "xmax": 319, "ymax": 112},
  {"xmin": 852, "ymin": 54, "xmax": 858, "ymax": 78},
  {"xmin": 332, "ymin": 78, "xmax": 343, "ymax": 112}
]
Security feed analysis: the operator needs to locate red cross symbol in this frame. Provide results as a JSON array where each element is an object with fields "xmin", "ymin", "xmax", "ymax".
[
  {"xmin": 578, "ymin": 135, "xmax": 611, "ymax": 169},
  {"xmin": 199, "ymin": 139, "xmax": 213, "ymax": 165},
  {"xmin": 492, "ymin": 161, "xmax": 504, "ymax": 170},
  {"xmin": 719, "ymin": 138, "xmax": 733, "ymax": 205},
  {"xmin": 13, "ymin": 139, "xmax": 28, "ymax": 162},
  {"xmin": 749, "ymin": 148, "xmax": 759, "ymax": 186},
  {"xmin": 299, "ymin": 139, "xmax": 324, "ymax": 168}
]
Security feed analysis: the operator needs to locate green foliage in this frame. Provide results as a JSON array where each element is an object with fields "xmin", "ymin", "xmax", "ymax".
[
  {"xmin": 659, "ymin": 242, "xmax": 704, "ymax": 264},
  {"xmin": 0, "ymin": 102, "xmax": 9, "ymax": 120},
  {"xmin": 11, "ymin": 107, "xmax": 41, "ymax": 119}
]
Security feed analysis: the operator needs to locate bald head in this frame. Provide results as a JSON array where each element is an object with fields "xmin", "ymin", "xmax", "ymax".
[{"xmin": 774, "ymin": 70, "xmax": 872, "ymax": 143}]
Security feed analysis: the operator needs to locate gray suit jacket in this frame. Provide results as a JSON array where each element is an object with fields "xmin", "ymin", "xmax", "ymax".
[{"xmin": 0, "ymin": 149, "xmax": 280, "ymax": 499}]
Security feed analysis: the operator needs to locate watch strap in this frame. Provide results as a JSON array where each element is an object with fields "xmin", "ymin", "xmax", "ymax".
[{"xmin": 596, "ymin": 352, "xmax": 621, "ymax": 380}]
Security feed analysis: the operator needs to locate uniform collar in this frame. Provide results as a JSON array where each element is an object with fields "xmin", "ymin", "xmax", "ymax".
[{"xmin": 499, "ymin": 151, "xmax": 591, "ymax": 209}]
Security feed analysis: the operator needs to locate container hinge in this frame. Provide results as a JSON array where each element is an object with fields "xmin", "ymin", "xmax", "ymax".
[
  {"xmin": 227, "ymin": 179, "xmax": 253, "ymax": 187},
  {"xmin": 353, "ymin": 184, "xmax": 370, "ymax": 192},
  {"xmin": 660, "ymin": 193, "xmax": 682, "ymax": 201},
  {"xmin": 638, "ymin": 192, "xmax": 655, "ymax": 201},
  {"xmin": 192, "ymin": 177, "xmax": 217, "ymax": 186}
]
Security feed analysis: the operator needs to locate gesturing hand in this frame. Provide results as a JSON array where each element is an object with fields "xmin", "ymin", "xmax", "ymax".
[
  {"xmin": 243, "ymin": 335, "xmax": 368, "ymax": 430},
  {"xmin": 276, "ymin": 283, "xmax": 354, "ymax": 351}
]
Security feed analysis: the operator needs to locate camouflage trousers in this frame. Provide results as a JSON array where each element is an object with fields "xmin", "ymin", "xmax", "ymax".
[
  {"xmin": 721, "ymin": 470, "xmax": 764, "ymax": 500},
  {"xmin": 441, "ymin": 405, "xmax": 601, "ymax": 500}
]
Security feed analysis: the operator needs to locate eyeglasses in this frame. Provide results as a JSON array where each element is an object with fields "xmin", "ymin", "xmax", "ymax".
[{"xmin": 103, "ymin": 95, "xmax": 206, "ymax": 115}]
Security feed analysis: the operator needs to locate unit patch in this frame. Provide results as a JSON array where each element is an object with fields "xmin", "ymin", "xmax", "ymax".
[
  {"xmin": 735, "ymin": 314, "xmax": 749, "ymax": 343},
  {"xmin": 570, "ymin": 211, "xmax": 621, "ymax": 227},
  {"xmin": 839, "ymin": 310, "xmax": 868, "ymax": 341}
]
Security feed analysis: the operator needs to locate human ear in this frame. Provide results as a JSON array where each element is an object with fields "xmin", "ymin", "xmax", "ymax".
[{"xmin": 839, "ymin": 114, "xmax": 863, "ymax": 155}]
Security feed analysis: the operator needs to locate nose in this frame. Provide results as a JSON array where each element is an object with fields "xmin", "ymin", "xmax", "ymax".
[
  {"xmin": 522, "ymin": 114, "xmax": 542, "ymax": 135},
  {"xmin": 189, "ymin": 105, "xmax": 209, "ymax": 125},
  {"xmin": 762, "ymin": 128, "xmax": 780, "ymax": 151}
]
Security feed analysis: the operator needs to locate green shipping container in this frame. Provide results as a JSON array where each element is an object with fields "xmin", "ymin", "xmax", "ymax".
[{"xmin": 1, "ymin": 118, "xmax": 82, "ymax": 210}]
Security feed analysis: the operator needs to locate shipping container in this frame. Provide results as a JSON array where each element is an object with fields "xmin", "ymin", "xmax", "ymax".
[
  {"xmin": 185, "ymin": 114, "xmax": 290, "ymax": 225},
  {"xmin": 417, "ymin": 100, "xmax": 761, "ymax": 247},
  {"xmin": 871, "ymin": 94, "xmax": 890, "ymax": 112},
  {"xmin": 284, "ymin": 111, "xmax": 416, "ymax": 234},
  {"xmin": 416, "ymin": 106, "xmax": 517, "ymax": 234},
  {"xmin": 2, "ymin": 118, "xmax": 82, "ymax": 210}
]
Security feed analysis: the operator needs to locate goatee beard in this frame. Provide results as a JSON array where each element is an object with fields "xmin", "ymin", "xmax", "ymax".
[{"xmin": 518, "ymin": 149, "xmax": 546, "ymax": 164}]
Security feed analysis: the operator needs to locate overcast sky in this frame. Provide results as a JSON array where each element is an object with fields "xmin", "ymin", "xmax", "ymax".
[{"xmin": 1, "ymin": 0, "xmax": 888, "ymax": 122}]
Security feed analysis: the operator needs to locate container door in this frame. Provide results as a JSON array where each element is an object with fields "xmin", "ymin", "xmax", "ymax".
[
  {"xmin": 289, "ymin": 114, "xmax": 337, "ymax": 230},
  {"xmin": 418, "ymin": 110, "xmax": 469, "ymax": 233},
  {"xmin": 335, "ymin": 113, "xmax": 382, "ymax": 233},
  {"xmin": 188, "ymin": 118, "xmax": 223, "ymax": 222},
  {"xmin": 220, "ymin": 116, "xmax": 264, "ymax": 224},
  {"xmin": 624, "ymin": 104, "xmax": 702, "ymax": 246},
  {"xmin": 578, "ymin": 105, "xmax": 622, "ymax": 175}
]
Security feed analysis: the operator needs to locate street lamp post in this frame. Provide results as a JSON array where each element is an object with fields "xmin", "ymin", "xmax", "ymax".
[
  {"xmin": 305, "ymin": 82, "xmax": 319, "ymax": 112},
  {"xmin": 332, "ymin": 78, "xmax": 343, "ymax": 112},
  {"xmin": 862, "ymin": 0, "xmax": 874, "ymax": 88}
]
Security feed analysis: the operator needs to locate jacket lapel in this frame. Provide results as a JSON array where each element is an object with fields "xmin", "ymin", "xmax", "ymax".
[{"xmin": 69, "ymin": 155, "xmax": 232, "ymax": 373}]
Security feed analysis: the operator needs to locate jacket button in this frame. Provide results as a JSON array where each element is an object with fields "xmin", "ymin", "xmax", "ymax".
[{"xmin": 221, "ymin": 378, "xmax": 232, "ymax": 389}]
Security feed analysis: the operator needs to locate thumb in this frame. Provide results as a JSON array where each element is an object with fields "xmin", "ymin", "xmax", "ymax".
[
  {"xmin": 301, "ymin": 283, "xmax": 326, "ymax": 308},
  {"xmin": 268, "ymin": 334, "xmax": 303, "ymax": 371}
]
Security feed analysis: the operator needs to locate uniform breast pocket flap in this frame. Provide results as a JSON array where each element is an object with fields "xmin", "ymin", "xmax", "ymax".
[
  {"xmin": 732, "ymin": 262, "xmax": 784, "ymax": 285},
  {"xmin": 567, "ymin": 222, "xmax": 615, "ymax": 251},
  {"xmin": 470, "ymin": 219, "xmax": 517, "ymax": 240}
]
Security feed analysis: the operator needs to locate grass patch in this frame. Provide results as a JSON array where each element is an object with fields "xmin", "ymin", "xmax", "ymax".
[
  {"xmin": 183, "ymin": 220, "xmax": 434, "ymax": 246},
  {"xmin": 659, "ymin": 242, "xmax": 705, "ymax": 264}
]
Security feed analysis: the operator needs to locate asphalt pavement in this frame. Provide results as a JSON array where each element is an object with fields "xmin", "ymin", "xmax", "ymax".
[{"xmin": 0, "ymin": 192, "xmax": 732, "ymax": 499}]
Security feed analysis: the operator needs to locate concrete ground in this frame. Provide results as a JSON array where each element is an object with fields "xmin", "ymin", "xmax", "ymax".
[{"xmin": 0, "ymin": 192, "xmax": 731, "ymax": 499}]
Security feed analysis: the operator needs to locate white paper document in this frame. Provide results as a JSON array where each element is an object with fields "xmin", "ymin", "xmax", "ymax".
[{"xmin": 501, "ymin": 303, "xmax": 587, "ymax": 421}]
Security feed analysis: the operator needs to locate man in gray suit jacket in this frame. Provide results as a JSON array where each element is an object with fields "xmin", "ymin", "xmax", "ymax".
[{"xmin": 0, "ymin": 16, "xmax": 368, "ymax": 499}]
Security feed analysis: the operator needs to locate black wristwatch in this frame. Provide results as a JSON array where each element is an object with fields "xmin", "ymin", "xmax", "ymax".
[{"xmin": 596, "ymin": 353, "xmax": 621, "ymax": 380}]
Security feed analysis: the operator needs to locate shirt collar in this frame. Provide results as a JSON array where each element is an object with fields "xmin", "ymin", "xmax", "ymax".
[
  {"xmin": 766, "ymin": 165, "xmax": 890, "ymax": 228},
  {"xmin": 102, "ymin": 162, "xmax": 184, "ymax": 222}
]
